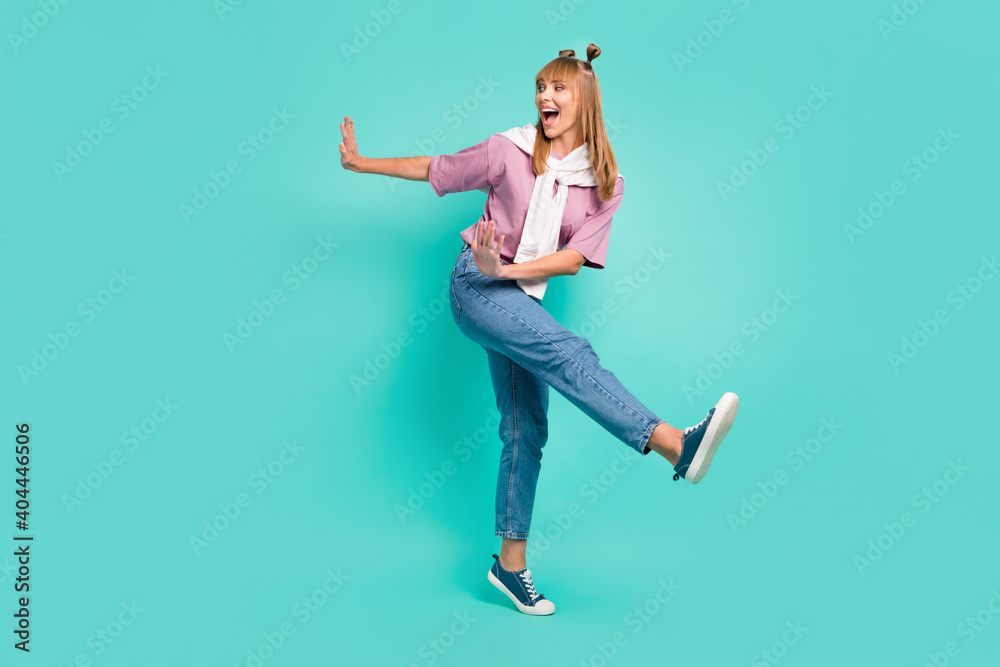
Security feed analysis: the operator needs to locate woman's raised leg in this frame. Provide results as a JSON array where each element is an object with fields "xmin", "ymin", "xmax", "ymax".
[{"xmin": 453, "ymin": 248, "xmax": 664, "ymax": 456}]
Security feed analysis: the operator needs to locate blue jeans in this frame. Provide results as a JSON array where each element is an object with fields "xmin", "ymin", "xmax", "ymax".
[{"xmin": 449, "ymin": 242, "xmax": 664, "ymax": 539}]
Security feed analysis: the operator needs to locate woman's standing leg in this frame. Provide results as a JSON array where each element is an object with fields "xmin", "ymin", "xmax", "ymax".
[{"xmin": 484, "ymin": 347, "xmax": 548, "ymax": 572}]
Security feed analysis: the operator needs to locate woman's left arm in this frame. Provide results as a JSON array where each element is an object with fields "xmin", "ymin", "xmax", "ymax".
[{"xmin": 499, "ymin": 249, "xmax": 585, "ymax": 280}]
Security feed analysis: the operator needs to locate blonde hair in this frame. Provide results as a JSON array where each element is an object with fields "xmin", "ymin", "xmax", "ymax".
[{"xmin": 532, "ymin": 44, "xmax": 618, "ymax": 202}]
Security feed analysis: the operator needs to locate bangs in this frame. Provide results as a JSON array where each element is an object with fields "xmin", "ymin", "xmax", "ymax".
[{"xmin": 535, "ymin": 58, "xmax": 579, "ymax": 90}]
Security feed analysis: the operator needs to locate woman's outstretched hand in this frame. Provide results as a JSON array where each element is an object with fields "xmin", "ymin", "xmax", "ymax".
[
  {"xmin": 470, "ymin": 220, "xmax": 506, "ymax": 279},
  {"xmin": 339, "ymin": 116, "xmax": 363, "ymax": 172}
]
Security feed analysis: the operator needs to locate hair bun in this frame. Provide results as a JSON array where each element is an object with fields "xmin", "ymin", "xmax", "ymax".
[
  {"xmin": 559, "ymin": 49, "xmax": 576, "ymax": 58},
  {"xmin": 586, "ymin": 44, "xmax": 600, "ymax": 62}
]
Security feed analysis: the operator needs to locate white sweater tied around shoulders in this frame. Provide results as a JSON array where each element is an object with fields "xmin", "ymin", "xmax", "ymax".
[{"xmin": 476, "ymin": 123, "xmax": 624, "ymax": 300}]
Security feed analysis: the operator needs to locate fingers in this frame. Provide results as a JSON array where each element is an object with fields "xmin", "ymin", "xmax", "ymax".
[
  {"xmin": 340, "ymin": 116, "xmax": 355, "ymax": 145},
  {"xmin": 473, "ymin": 220, "xmax": 503, "ymax": 258}
]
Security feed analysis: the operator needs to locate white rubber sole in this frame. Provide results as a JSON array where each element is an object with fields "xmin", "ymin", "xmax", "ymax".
[
  {"xmin": 685, "ymin": 392, "xmax": 739, "ymax": 484},
  {"xmin": 487, "ymin": 569, "xmax": 555, "ymax": 615}
]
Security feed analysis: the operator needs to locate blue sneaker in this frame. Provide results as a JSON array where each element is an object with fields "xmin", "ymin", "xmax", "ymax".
[
  {"xmin": 673, "ymin": 392, "xmax": 739, "ymax": 484},
  {"xmin": 487, "ymin": 554, "xmax": 555, "ymax": 615}
]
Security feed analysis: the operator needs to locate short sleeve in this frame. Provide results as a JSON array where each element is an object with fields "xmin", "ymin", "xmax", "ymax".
[
  {"xmin": 563, "ymin": 176, "xmax": 624, "ymax": 269},
  {"xmin": 428, "ymin": 136, "xmax": 492, "ymax": 196}
]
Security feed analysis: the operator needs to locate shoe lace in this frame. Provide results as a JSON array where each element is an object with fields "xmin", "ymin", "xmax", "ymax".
[
  {"xmin": 684, "ymin": 409, "xmax": 713, "ymax": 436},
  {"xmin": 519, "ymin": 569, "xmax": 544, "ymax": 602},
  {"xmin": 674, "ymin": 409, "xmax": 715, "ymax": 481}
]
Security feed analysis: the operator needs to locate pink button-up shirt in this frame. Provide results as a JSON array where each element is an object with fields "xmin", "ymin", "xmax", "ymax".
[{"xmin": 428, "ymin": 132, "xmax": 624, "ymax": 269}]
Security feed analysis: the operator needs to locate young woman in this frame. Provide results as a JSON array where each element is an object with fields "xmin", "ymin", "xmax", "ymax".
[{"xmin": 339, "ymin": 44, "xmax": 739, "ymax": 616}]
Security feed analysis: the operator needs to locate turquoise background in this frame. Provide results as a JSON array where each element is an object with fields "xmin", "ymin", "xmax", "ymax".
[{"xmin": 2, "ymin": 0, "xmax": 998, "ymax": 665}]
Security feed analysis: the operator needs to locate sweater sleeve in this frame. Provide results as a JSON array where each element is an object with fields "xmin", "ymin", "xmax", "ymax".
[
  {"xmin": 563, "ymin": 176, "xmax": 624, "ymax": 270},
  {"xmin": 428, "ymin": 136, "xmax": 492, "ymax": 196}
]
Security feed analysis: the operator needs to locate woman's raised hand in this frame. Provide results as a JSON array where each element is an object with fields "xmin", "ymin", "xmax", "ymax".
[
  {"xmin": 339, "ymin": 116, "xmax": 363, "ymax": 172},
  {"xmin": 470, "ymin": 220, "xmax": 506, "ymax": 279}
]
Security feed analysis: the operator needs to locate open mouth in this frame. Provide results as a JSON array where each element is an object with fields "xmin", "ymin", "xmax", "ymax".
[{"xmin": 542, "ymin": 109, "xmax": 559, "ymax": 126}]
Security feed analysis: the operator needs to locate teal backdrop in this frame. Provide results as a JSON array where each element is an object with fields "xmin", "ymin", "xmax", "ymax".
[{"xmin": 2, "ymin": 0, "xmax": 998, "ymax": 665}]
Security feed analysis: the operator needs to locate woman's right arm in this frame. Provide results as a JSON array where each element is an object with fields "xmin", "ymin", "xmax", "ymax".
[{"xmin": 340, "ymin": 116, "xmax": 429, "ymax": 181}]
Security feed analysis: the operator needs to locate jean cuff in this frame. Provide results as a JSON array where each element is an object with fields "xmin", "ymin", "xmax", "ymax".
[
  {"xmin": 495, "ymin": 530, "xmax": 530, "ymax": 539},
  {"xmin": 639, "ymin": 418, "xmax": 664, "ymax": 456}
]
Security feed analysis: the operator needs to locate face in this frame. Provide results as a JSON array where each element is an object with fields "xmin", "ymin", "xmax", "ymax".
[{"xmin": 536, "ymin": 76, "xmax": 580, "ymax": 140}]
